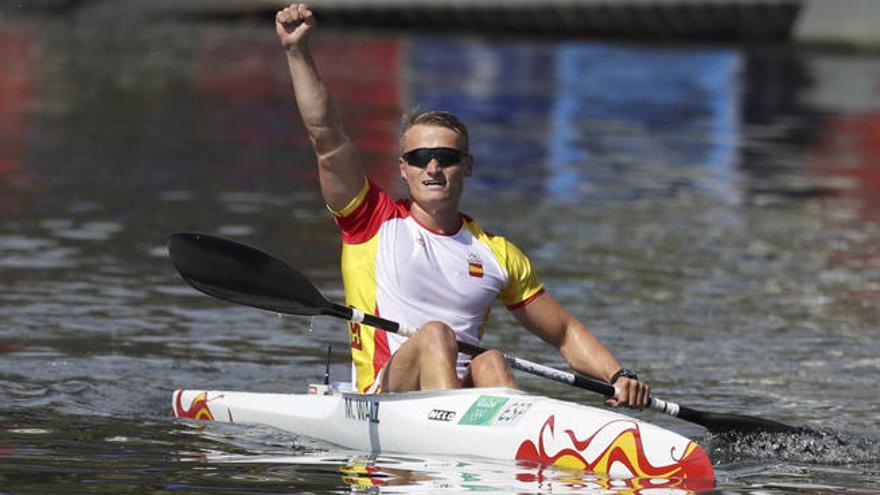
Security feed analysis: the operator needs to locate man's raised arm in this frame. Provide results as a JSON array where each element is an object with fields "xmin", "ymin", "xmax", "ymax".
[{"xmin": 275, "ymin": 4, "xmax": 365, "ymax": 211}]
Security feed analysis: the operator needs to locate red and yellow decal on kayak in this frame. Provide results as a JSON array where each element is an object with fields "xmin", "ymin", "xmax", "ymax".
[
  {"xmin": 515, "ymin": 415, "xmax": 714, "ymax": 489},
  {"xmin": 174, "ymin": 391, "xmax": 216, "ymax": 421}
]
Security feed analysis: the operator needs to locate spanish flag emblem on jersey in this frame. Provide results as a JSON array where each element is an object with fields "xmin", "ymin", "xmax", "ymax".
[
  {"xmin": 468, "ymin": 255, "xmax": 483, "ymax": 278},
  {"xmin": 468, "ymin": 261, "xmax": 484, "ymax": 278}
]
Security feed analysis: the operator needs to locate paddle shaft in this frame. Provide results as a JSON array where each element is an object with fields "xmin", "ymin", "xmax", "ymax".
[
  {"xmin": 336, "ymin": 302, "xmax": 685, "ymax": 419},
  {"xmin": 343, "ymin": 305, "xmax": 797, "ymax": 433}
]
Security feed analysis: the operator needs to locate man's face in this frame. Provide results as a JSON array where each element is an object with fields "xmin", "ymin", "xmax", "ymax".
[{"xmin": 398, "ymin": 124, "xmax": 472, "ymax": 212}]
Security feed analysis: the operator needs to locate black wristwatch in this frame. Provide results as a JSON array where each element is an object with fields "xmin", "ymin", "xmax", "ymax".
[{"xmin": 609, "ymin": 368, "xmax": 638, "ymax": 384}]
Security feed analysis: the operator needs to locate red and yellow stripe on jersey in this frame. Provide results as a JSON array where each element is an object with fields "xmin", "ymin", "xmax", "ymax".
[{"xmin": 333, "ymin": 179, "xmax": 544, "ymax": 392}]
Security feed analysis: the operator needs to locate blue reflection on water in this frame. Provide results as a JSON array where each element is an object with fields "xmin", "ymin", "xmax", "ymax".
[
  {"xmin": 548, "ymin": 43, "xmax": 741, "ymax": 202},
  {"xmin": 403, "ymin": 38, "xmax": 555, "ymax": 197},
  {"xmin": 403, "ymin": 38, "xmax": 741, "ymax": 202}
]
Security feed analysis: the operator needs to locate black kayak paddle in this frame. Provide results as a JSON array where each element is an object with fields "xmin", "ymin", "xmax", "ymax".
[{"xmin": 167, "ymin": 231, "xmax": 802, "ymax": 435}]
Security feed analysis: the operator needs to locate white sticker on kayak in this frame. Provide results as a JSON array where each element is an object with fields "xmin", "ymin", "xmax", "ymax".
[{"xmin": 494, "ymin": 400, "xmax": 532, "ymax": 427}]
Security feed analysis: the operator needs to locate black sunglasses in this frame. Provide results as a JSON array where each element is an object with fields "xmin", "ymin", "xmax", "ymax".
[{"xmin": 401, "ymin": 147, "xmax": 468, "ymax": 168}]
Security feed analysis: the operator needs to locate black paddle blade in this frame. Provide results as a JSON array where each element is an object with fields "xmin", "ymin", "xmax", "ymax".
[
  {"xmin": 167, "ymin": 232, "xmax": 331, "ymax": 317},
  {"xmin": 677, "ymin": 406, "xmax": 803, "ymax": 435}
]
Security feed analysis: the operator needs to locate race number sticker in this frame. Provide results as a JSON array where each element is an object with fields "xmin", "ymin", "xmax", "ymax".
[{"xmin": 459, "ymin": 396, "xmax": 533, "ymax": 426}]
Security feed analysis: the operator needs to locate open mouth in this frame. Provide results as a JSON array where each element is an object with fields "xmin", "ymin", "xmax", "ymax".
[{"xmin": 422, "ymin": 179, "xmax": 447, "ymax": 188}]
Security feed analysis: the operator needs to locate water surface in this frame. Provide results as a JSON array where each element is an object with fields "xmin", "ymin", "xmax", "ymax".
[{"xmin": 1, "ymin": 12, "xmax": 879, "ymax": 494}]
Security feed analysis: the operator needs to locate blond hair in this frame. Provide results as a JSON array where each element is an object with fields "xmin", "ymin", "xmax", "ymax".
[{"xmin": 399, "ymin": 109, "xmax": 470, "ymax": 153}]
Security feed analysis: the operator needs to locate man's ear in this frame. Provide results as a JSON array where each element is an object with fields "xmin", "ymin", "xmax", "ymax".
[
  {"xmin": 398, "ymin": 157, "xmax": 408, "ymax": 180},
  {"xmin": 465, "ymin": 154, "xmax": 474, "ymax": 177}
]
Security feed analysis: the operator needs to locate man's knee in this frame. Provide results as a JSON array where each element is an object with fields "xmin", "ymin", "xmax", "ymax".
[
  {"xmin": 417, "ymin": 321, "xmax": 457, "ymax": 352},
  {"xmin": 472, "ymin": 349, "xmax": 507, "ymax": 371},
  {"xmin": 469, "ymin": 349, "xmax": 516, "ymax": 388}
]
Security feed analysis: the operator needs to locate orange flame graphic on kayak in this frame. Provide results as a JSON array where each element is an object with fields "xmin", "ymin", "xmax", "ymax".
[
  {"xmin": 174, "ymin": 391, "xmax": 216, "ymax": 421},
  {"xmin": 515, "ymin": 415, "xmax": 714, "ymax": 490}
]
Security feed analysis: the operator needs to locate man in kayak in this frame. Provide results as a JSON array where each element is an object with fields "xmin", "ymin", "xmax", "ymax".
[{"xmin": 276, "ymin": 4, "xmax": 650, "ymax": 408}]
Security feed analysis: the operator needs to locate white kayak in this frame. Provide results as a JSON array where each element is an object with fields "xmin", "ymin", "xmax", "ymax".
[{"xmin": 172, "ymin": 385, "xmax": 714, "ymax": 489}]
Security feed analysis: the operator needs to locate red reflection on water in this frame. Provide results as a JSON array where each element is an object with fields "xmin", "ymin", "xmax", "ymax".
[
  {"xmin": 190, "ymin": 33, "xmax": 401, "ymax": 188},
  {"xmin": 810, "ymin": 113, "xmax": 880, "ymax": 222},
  {"xmin": 808, "ymin": 112, "xmax": 880, "ymax": 317},
  {"xmin": 315, "ymin": 39, "xmax": 402, "ymax": 188},
  {"xmin": 0, "ymin": 342, "xmax": 27, "ymax": 353},
  {"xmin": 0, "ymin": 23, "xmax": 40, "ymax": 216}
]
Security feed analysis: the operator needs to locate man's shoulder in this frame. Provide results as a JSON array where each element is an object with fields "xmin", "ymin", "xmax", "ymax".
[
  {"xmin": 462, "ymin": 215, "xmax": 513, "ymax": 243},
  {"xmin": 462, "ymin": 216, "xmax": 543, "ymax": 305},
  {"xmin": 463, "ymin": 217, "xmax": 530, "ymax": 262},
  {"xmin": 335, "ymin": 179, "xmax": 411, "ymax": 243}
]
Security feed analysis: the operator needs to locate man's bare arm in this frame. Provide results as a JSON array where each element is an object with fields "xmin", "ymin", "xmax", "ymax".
[
  {"xmin": 512, "ymin": 293, "xmax": 650, "ymax": 409},
  {"xmin": 276, "ymin": 4, "xmax": 365, "ymax": 211}
]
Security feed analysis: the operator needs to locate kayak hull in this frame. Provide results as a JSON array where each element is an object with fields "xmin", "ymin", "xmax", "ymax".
[{"xmin": 172, "ymin": 387, "xmax": 714, "ymax": 489}]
